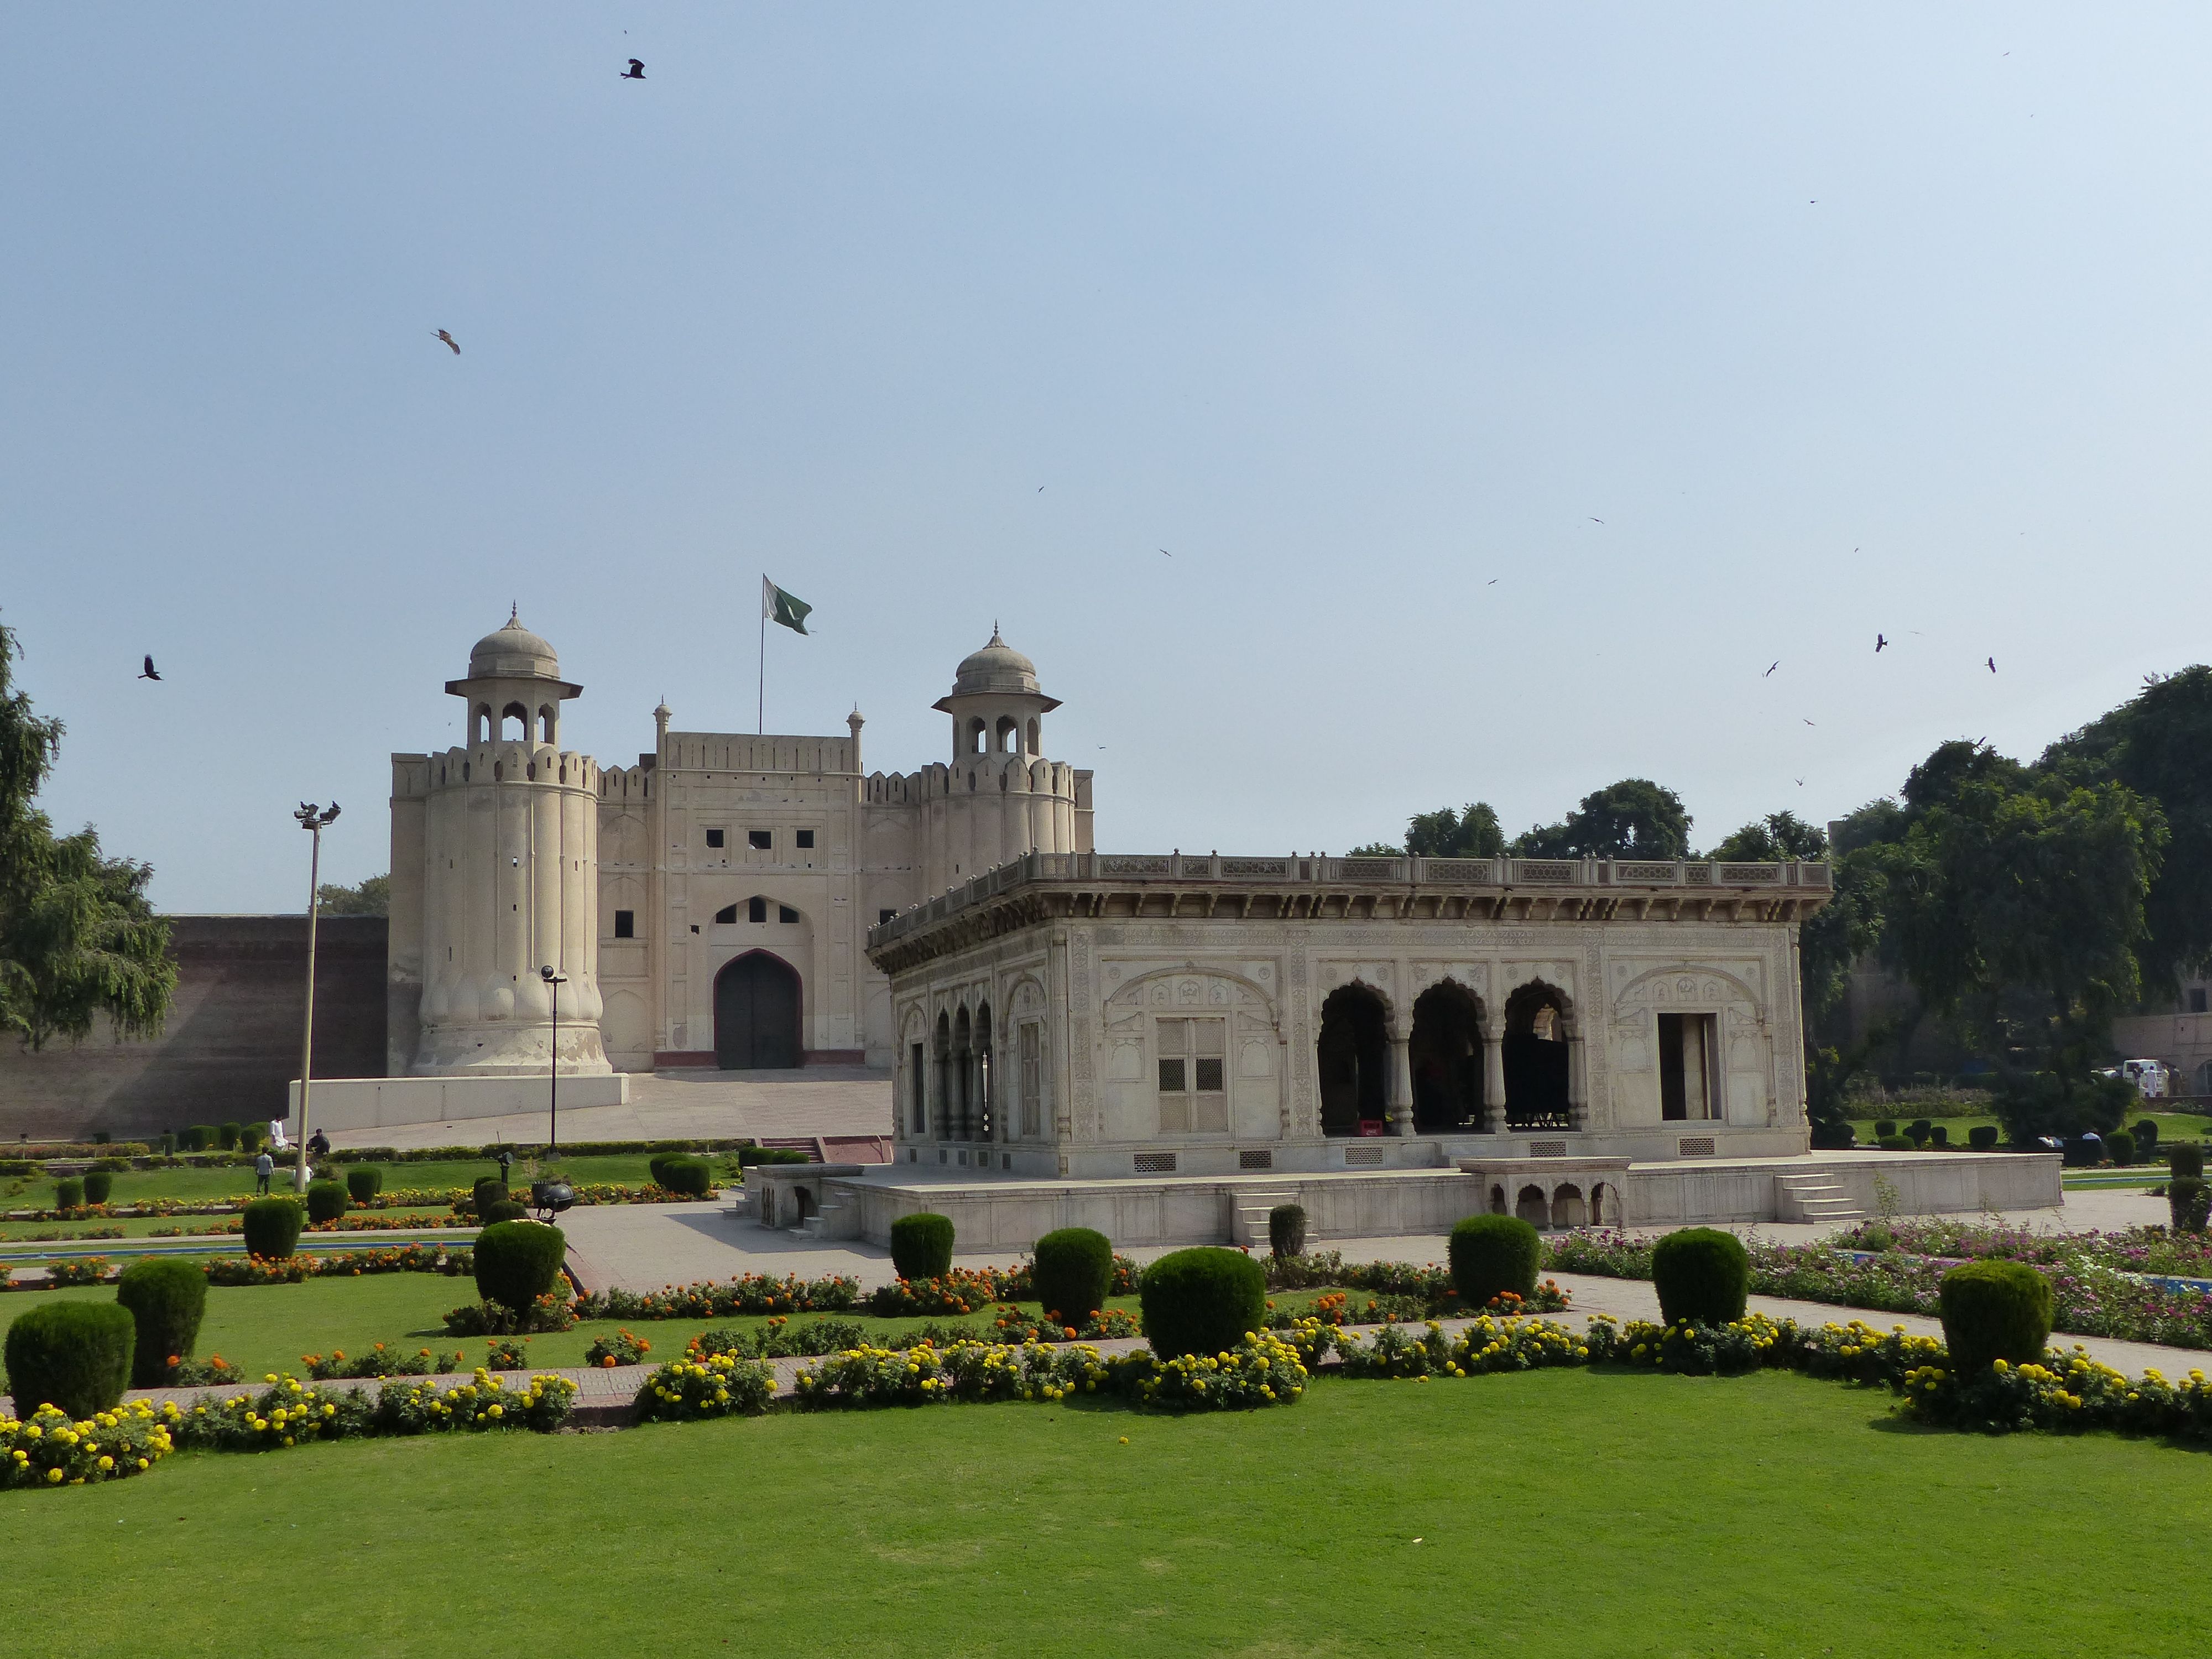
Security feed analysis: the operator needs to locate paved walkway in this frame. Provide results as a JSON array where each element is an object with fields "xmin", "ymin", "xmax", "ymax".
[{"xmin": 326, "ymin": 1069, "xmax": 893, "ymax": 1152}]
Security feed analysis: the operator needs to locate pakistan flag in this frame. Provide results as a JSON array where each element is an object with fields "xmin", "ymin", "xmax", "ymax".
[{"xmin": 761, "ymin": 576, "xmax": 812, "ymax": 635}]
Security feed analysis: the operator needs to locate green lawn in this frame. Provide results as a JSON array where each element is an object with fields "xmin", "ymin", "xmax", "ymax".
[
  {"xmin": 0, "ymin": 1207, "xmax": 458, "ymax": 1243},
  {"xmin": 2, "ymin": 1370, "xmax": 2203, "ymax": 1656},
  {"xmin": 0, "ymin": 1153, "xmax": 676, "ymax": 1211}
]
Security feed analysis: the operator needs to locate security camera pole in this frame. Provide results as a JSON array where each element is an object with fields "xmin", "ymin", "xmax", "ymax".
[
  {"xmin": 541, "ymin": 964, "xmax": 568, "ymax": 1155},
  {"xmin": 292, "ymin": 801, "xmax": 341, "ymax": 1193}
]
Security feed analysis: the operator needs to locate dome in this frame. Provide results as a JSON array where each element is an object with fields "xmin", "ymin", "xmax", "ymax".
[
  {"xmin": 468, "ymin": 608, "xmax": 560, "ymax": 680},
  {"xmin": 948, "ymin": 627, "xmax": 1041, "ymax": 698}
]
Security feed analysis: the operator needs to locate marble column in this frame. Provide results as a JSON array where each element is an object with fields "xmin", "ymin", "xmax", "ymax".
[
  {"xmin": 1480, "ymin": 1019, "xmax": 1507, "ymax": 1133},
  {"xmin": 1388, "ymin": 1034, "xmax": 1415, "ymax": 1136},
  {"xmin": 1566, "ymin": 1017, "xmax": 1589, "ymax": 1133}
]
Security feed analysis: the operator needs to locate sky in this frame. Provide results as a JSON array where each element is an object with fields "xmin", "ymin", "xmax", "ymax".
[{"xmin": 5, "ymin": 6, "xmax": 2210, "ymax": 910}]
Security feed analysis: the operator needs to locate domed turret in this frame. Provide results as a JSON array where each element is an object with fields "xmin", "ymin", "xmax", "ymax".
[
  {"xmin": 468, "ymin": 607, "xmax": 562, "ymax": 680},
  {"xmin": 933, "ymin": 626, "xmax": 1061, "ymax": 765},
  {"xmin": 948, "ymin": 628, "xmax": 1042, "ymax": 698}
]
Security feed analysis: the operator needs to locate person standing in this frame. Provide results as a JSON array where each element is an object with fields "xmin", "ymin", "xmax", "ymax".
[{"xmin": 254, "ymin": 1147, "xmax": 274, "ymax": 1195}]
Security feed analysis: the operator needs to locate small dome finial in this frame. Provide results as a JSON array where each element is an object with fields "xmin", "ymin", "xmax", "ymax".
[{"xmin": 509, "ymin": 602, "xmax": 520, "ymax": 624}]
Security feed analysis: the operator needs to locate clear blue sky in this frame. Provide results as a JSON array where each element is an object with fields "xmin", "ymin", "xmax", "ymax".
[{"xmin": 6, "ymin": 7, "xmax": 2208, "ymax": 910}]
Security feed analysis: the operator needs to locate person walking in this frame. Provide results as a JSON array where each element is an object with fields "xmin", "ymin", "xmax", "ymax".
[{"xmin": 254, "ymin": 1147, "xmax": 274, "ymax": 1195}]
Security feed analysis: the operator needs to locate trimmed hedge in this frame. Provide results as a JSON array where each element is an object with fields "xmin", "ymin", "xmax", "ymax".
[
  {"xmin": 472, "ymin": 1178, "xmax": 509, "ymax": 1219},
  {"xmin": 242, "ymin": 1196, "xmax": 305, "ymax": 1260},
  {"xmin": 115, "ymin": 1258, "xmax": 208, "ymax": 1387},
  {"xmin": 737, "ymin": 1146, "xmax": 811, "ymax": 1167},
  {"xmin": 54, "ymin": 1178, "xmax": 83, "ymax": 1211},
  {"xmin": 1032, "ymin": 1228, "xmax": 1114, "ymax": 1323},
  {"xmin": 2175, "ymin": 1145, "xmax": 2205, "ymax": 1180},
  {"xmin": 1268, "ymin": 1203, "xmax": 1307, "ymax": 1260},
  {"xmin": 1968, "ymin": 1125, "xmax": 1999, "ymax": 1151},
  {"xmin": 82, "ymin": 1171, "xmax": 113, "ymax": 1204},
  {"xmin": 217, "ymin": 1121, "xmax": 241, "ymax": 1151},
  {"xmin": 345, "ymin": 1166, "xmax": 384, "ymax": 1203},
  {"xmin": 656, "ymin": 1155, "xmax": 712, "ymax": 1198},
  {"xmin": 2106, "ymin": 1130, "xmax": 2136, "ymax": 1167},
  {"xmin": 889, "ymin": 1213, "xmax": 954, "ymax": 1280},
  {"xmin": 1928, "ymin": 1125, "xmax": 1949, "ymax": 1149},
  {"xmin": 1447, "ymin": 1214, "xmax": 1539, "ymax": 1308},
  {"xmin": 1139, "ymin": 1248, "xmax": 1267, "ymax": 1360},
  {"xmin": 2170, "ymin": 1175, "xmax": 2210, "ymax": 1235},
  {"xmin": 474, "ymin": 1220, "xmax": 570, "ymax": 1313},
  {"xmin": 481, "ymin": 1199, "xmax": 529, "ymax": 1224},
  {"xmin": 2135, "ymin": 1119, "xmax": 2161, "ymax": 1156},
  {"xmin": 305, "ymin": 1181, "xmax": 350, "ymax": 1224},
  {"xmin": 1874, "ymin": 1119, "xmax": 1896, "ymax": 1139},
  {"xmin": 1651, "ymin": 1228, "xmax": 1750, "ymax": 1327},
  {"xmin": 4, "ymin": 1300, "xmax": 134, "ymax": 1418},
  {"xmin": 1938, "ymin": 1259, "xmax": 2052, "ymax": 1375}
]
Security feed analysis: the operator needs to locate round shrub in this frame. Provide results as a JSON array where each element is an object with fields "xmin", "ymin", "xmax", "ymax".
[
  {"xmin": 1939, "ymin": 1259, "xmax": 2052, "ymax": 1375},
  {"xmin": 345, "ymin": 1166, "xmax": 384, "ymax": 1203},
  {"xmin": 2106, "ymin": 1130, "xmax": 2136, "ymax": 1167},
  {"xmin": 1968, "ymin": 1125, "xmax": 1999, "ymax": 1151},
  {"xmin": 1874, "ymin": 1119, "xmax": 1897, "ymax": 1139},
  {"xmin": 236, "ymin": 1123, "xmax": 264, "ymax": 1154},
  {"xmin": 1268, "ymin": 1203, "xmax": 1307, "ymax": 1260},
  {"xmin": 1877, "ymin": 1135, "xmax": 1915, "ymax": 1151},
  {"xmin": 4, "ymin": 1300, "xmax": 134, "ymax": 1417},
  {"xmin": 217, "ymin": 1121, "xmax": 241, "ymax": 1150},
  {"xmin": 889, "ymin": 1213, "xmax": 954, "ymax": 1280},
  {"xmin": 474, "ymin": 1219, "xmax": 570, "ymax": 1313},
  {"xmin": 242, "ymin": 1195, "xmax": 304, "ymax": 1259},
  {"xmin": 2174, "ymin": 1144, "xmax": 2206, "ymax": 1180},
  {"xmin": 1651, "ymin": 1227, "xmax": 1750, "ymax": 1327},
  {"xmin": 190, "ymin": 1125, "xmax": 217, "ymax": 1152},
  {"xmin": 473, "ymin": 1177, "xmax": 509, "ymax": 1218},
  {"xmin": 305, "ymin": 1180, "xmax": 349, "ymax": 1224},
  {"xmin": 1928, "ymin": 1125, "xmax": 1949, "ymax": 1149},
  {"xmin": 82, "ymin": 1171, "xmax": 113, "ymax": 1204},
  {"xmin": 657, "ymin": 1155, "xmax": 712, "ymax": 1198},
  {"xmin": 54, "ymin": 1177, "xmax": 83, "ymax": 1211},
  {"xmin": 2134, "ymin": 1119, "xmax": 2161, "ymax": 1156},
  {"xmin": 1906, "ymin": 1119, "xmax": 1932, "ymax": 1145},
  {"xmin": 115, "ymin": 1256, "xmax": 208, "ymax": 1387},
  {"xmin": 1448, "ymin": 1214, "xmax": 1540, "ymax": 1308},
  {"xmin": 481, "ymin": 1199, "xmax": 528, "ymax": 1224},
  {"xmin": 1139, "ymin": 1247, "xmax": 1267, "ymax": 1359},
  {"xmin": 648, "ymin": 1153, "xmax": 682, "ymax": 1188},
  {"xmin": 1031, "ymin": 1227, "xmax": 1114, "ymax": 1322}
]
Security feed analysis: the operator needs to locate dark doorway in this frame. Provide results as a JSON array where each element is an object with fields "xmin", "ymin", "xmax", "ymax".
[
  {"xmin": 1317, "ymin": 984, "xmax": 1389, "ymax": 1136},
  {"xmin": 714, "ymin": 952, "xmax": 802, "ymax": 1069},
  {"xmin": 1409, "ymin": 982, "xmax": 1484, "ymax": 1132},
  {"xmin": 1502, "ymin": 981, "xmax": 1571, "ymax": 1130}
]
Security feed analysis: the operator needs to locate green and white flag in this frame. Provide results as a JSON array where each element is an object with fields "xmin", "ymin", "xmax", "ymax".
[{"xmin": 762, "ymin": 576, "xmax": 812, "ymax": 635}]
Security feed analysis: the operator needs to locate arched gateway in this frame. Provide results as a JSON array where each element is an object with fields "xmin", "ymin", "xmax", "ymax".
[{"xmin": 714, "ymin": 952, "xmax": 802, "ymax": 1070}]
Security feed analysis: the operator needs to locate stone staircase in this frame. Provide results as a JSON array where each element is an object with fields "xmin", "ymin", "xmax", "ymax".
[
  {"xmin": 1228, "ymin": 1190, "xmax": 1296, "ymax": 1249},
  {"xmin": 1776, "ymin": 1171, "xmax": 1863, "ymax": 1225}
]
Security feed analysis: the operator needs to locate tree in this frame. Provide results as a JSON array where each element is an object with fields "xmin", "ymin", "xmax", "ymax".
[
  {"xmin": 316, "ymin": 874, "xmax": 390, "ymax": 916},
  {"xmin": 2042, "ymin": 667, "xmax": 2212, "ymax": 993},
  {"xmin": 1708, "ymin": 811, "xmax": 1828, "ymax": 863},
  {"xmin": 0, "ymin": 619, "xmax": 176, "ymax": 1050},
  {"xmin": 1406, "ymin": 802, "xmax": 1505, "ymax": 858},
  {"xmin": 1511, "ymin": 779, "xmax": 1692, "ymax": 859}
]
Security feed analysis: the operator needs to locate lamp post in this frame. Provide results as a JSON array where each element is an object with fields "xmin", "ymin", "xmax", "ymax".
[
  {"xmin": 540, "ymin": 964, "xmax": 567, "ymax": 1155},
  {"xmin": 292, "ymin": 801, "xmax": 341, "ymax": 1194}
]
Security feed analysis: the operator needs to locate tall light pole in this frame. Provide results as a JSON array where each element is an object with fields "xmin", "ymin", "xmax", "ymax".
[
  {"xmin": 540, "ymin": 964, "xmax": 567, "ymax": 1156},
  {"xmin": 293, "ymin": 801, "xmax": 341, "ymax": 1194}
]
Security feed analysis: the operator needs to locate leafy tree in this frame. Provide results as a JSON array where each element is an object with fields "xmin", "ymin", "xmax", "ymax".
[
  {"xmin": 1405, "ymin": 802, "xmax": 1505, "ymax": 858},
  {"xmin": 316, "ymin": 873, "xmax": 389, "ymax": 916},
  {"xmin": 2042, "ymin": 667, "xmax": 2212, "ymax": 992},
  {"xmin": 0, "ymin": 620, "xmax": 176, "ymax": 1050},
  {"xmin": 1708, "ymin": 811, "xmax": 1828, "ymax": 863},
  {"xmin": 1344, "ymin": 843, "xmax": 1401, "ymax": 857},
  {"xmin": 1511, "ymin": 779, "xmax": 1691, "ymax": 859}
]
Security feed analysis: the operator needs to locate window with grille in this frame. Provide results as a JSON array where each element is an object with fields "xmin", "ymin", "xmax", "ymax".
[
  {"xmin": 1019, "ymin": 1022, "xmax": 1042, "ymax": 1137},
  {"xmin": 1156, "ymin": 1018, "xmax": 1228, "ymax": 1133}
]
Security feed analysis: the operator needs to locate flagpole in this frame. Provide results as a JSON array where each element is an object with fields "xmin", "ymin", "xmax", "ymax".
[{"xmin": 758, "ymin": 575, "xmax": 766, "ymax": 735}]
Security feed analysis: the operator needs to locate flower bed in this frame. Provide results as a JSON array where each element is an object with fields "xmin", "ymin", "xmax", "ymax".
[
  {"xmin": 204, "ymin": 1244, "xmax": 472, "ymax": 1286},
  {"xmin": 859, "ymin": 1256, "xmax": 1144, "ymax": 1318},
  {"xmin": 574, "ymin": 1272, "xmax": 861, "ymax": 1322},
  {"xmin": 300, "ymin": 1343, "xmax": 463, "ymax": 1381}
]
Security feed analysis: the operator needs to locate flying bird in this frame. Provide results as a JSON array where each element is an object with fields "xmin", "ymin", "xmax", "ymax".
[
  {"xmin": 621, "ymin": 59, "xmax": 645, "ymax": 79},
  {"xmin": 1159, "ymin": 548, "xmax": 1172, "ymax": 557},
  {"xmin": 434, "ymin": 329, "xmax": 460, "ymax": 354},
  {"xmin": 1794, "ymin": 778, "xmax": 1804, "ymax": 786},
  {"xmin": 1764, "ymin": 661, "xmax": 1778, "ymax": 677},
  {"xmin": 1875, "ymin": 634, "xmax": 1888, "ymax": 652},
  {"xmin": 1803, "ymin": 718, "xmax": 1815, "ymax": 726},
  {"xmin": 1486, "ymin": 578, "xmax": 1498, "ymax": 586},
  {"xmin": 1987, "ymin": 656, "xmax": 1997, "ymax": 673},
  {"xmin": 138, "ymin": 655, "xmax": 160, "ymax": 681},
  {"xmin": 1588, "ymin": 517, "xmax": 1604, "ymax": 524}
]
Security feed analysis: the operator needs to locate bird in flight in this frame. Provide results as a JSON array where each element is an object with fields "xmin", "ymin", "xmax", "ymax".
[
  {"xmin": 1794, "ymin": 778, "xmax": 1804, "ymax": 786},
  {"xmin": 1486, "ymin": 578, "xmax": 1498, "ymax": 586},
  {"xmin": 1875, "ymin": 634, "xmax": 1888, "ymax": 652},
  {"xmin": 1803, "ymin": 718, "xmax": 1815, "ymax": 726},
  {"xmin": 434, "ymin": 329, "xmax": 460, "ymax": 354},
  {"xmin": 138, "ymin": 655, "xmax": 160, "ymax": 681},
  {"xmin": 1588, "ymin": 517, "xmax": 1604, "ymax": 524},
  {"xmin": 622, "ymin": 59, "xmax": 645, "ymax": 79},
  {"xmin": 1159, "ymin": 548, "xmax": 1171, "ymax": 557},
  {"xmin": 1764, "ymin": 661, "xmax": 1779, "ymax": 677},
  {"xmin": 1987, "ymin": 656, "xmax": 1997, "ymax": 673}
]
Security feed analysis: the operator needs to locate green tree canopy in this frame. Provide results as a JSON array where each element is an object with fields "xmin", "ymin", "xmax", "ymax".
[
  {"xmin": 0, "ymin": 620, "xmax": 176, "ymax": 1050},
  {"xmin": 1512, "ymin": 779, "xmax": 1692, "ymax": 859},
  {"xmin": 1405, "ymin": 802, "xmax": 1505, "ymax": 859},
  {"xmin": 316, "ymin": 873, "xmax": 389, "ymax": 916},
  {"xmin": 1707, "ymin": 811, "xmax": 1828, "ymax": 863}
]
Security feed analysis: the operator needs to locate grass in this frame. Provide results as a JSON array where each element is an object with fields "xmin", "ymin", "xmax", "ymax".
[
  {"xmin": 3, "ymin": 1369, "xmax": 2206, "ymax": 1656},
  {"xmin": 0, "ymin": 1208, "xmax": 459, "ymax": 1243}
]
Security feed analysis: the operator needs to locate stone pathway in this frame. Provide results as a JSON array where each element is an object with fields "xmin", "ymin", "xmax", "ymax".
[{"xmin": 325, "ymin": 1069, "xmax": 893, "ymax": 1152}]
